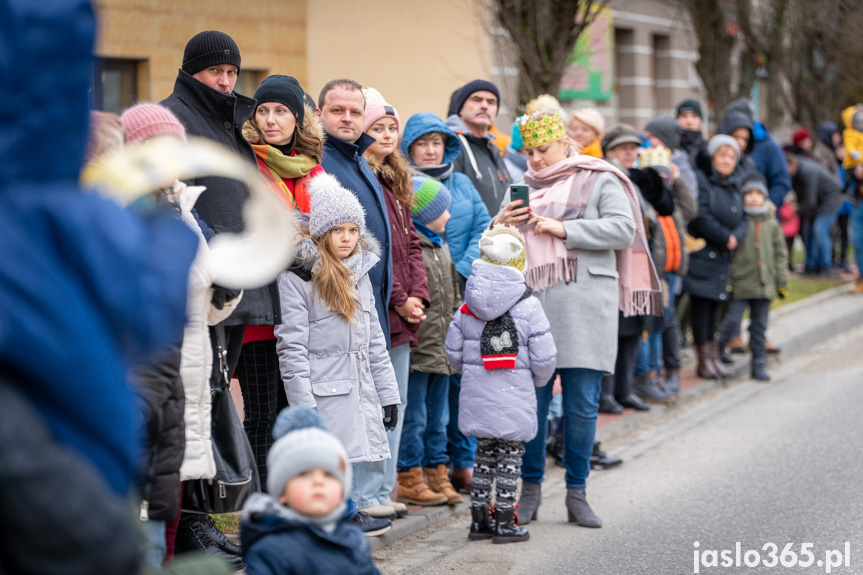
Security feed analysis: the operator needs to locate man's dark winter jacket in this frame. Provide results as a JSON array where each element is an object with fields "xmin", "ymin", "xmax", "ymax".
[
  {"xmin": 792, "ymin": 156, "xmax": 845, "ymax": 219},
  {"xmin": 446, "ymin": 114, "xmax": 512, "ymax": 213},
  {"xmin": 321, "ymin": 133, "xmax": 393, "ymax": 345},
  {"xmin": 162, "ymin": 71, "xmax": 281, "ymax": 326}
]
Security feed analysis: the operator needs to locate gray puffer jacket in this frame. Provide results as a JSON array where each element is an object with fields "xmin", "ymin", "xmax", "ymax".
[
  {"xmin": 274, "ymin": 236, "xmax": 400, "ymax": 464},
  {"xmin": 445, "ymin": 261, "xmax": 556, "ymax": 442}
]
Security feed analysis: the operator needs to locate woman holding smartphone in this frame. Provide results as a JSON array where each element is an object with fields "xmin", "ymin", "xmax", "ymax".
[{"xmin": 493, "ymin": 108, "xmax": 661, "ymax": 528}]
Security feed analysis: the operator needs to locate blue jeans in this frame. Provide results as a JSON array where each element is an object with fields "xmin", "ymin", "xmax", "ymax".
[
  {"xmin": 807, "ymin": 212, "xmax": 838, "ymax": 271},
  {"xmin": 376, "ymin": 343, "xmax": 410, "ymax": 503},
  {"xmin": 447, "ymin": 373, "xmax": 476, "ymax": 469},
  {"xmin": 141, "ymin": 519, "xmax": 166, "ymax": 569},
  {"xmin": 851, "ymin": 202, "xmax": 863, "ymax": 273},
  {"xmin": 397, "ymin": 371, "xmax": 450, "ymax": 470},
  {"xmin": 522, "ymin": 368, "xmax": 603, "ymax": 490},
  {"xmin": 634, "ymin": 332, "xmax": 662, "ymax": 376},
  {"xmin": 352, "ymin": 459, "xmax": 387, "ymax": 508}
]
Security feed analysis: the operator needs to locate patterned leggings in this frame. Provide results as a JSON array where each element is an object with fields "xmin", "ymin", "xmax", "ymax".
[{"xmin": 471, "ymin": 438, "xmax": 525, "ymax": 510}]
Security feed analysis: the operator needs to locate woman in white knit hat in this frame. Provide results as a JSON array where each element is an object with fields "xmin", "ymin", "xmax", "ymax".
[{"xmin": 568, "ymin": 106, "xmax": 606, "ymax": 158}]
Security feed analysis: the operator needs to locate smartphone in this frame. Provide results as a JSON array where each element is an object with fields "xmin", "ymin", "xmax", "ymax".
[{"xmin": 511, "ymin": 184, "xmax": 530, "ymax": 208}]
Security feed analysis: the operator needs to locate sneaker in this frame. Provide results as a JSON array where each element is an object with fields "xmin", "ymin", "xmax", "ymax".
[
  {"xmin": 358, "ymin": 504, "xmax": 397, "ymax": 519},
  {"xmin": 380, "ymin": 499, "xmax": 408, "ymax": 518},
  {"xmin": 352, "ymin": 511, "xmax": 392, "ymax": 537}
]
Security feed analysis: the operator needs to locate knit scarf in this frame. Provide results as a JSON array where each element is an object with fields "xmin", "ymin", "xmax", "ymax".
[
  {"xmin": 578, "ymin": 138, "xmax": 604, "ymax": 159},
  {"xmin": 417, "ymin": 163, "xmax": 455, "ymax": 183},
  {"xmin": 460, "ymin": 287, "xmax": 531, "ymax": 370},
  {"xmin": 251, "ymin": 142, "xmax": 318, "ymax": 205},
  {"xmin": 522, "ymin": 155, "xmax": 662, "ymax": 317}
]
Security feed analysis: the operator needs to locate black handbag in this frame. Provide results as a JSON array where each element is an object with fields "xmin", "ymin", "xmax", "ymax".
[{"xmin": 182, "ymin": 326, "xmax": 260, "ymax": 514}]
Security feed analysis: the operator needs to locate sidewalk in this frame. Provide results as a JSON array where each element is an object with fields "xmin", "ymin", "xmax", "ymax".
[{"xmin": 370, "ymin": 283, "xmax": 863, "ymax": 551}]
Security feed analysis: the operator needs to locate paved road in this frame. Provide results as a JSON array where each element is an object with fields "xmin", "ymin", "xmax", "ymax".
[{"xmin": 374, "ymin": 324, "xmax": 863, "ymax": 574}]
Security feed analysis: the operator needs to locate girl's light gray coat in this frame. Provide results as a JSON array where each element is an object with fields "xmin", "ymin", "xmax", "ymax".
[
  {"xmin": 275, "ymin": 236, "xmax": 400, "ymax": 464},
  {"xmin": 446, "ymin": 261, "xmax": 557, "ymax": 442}
]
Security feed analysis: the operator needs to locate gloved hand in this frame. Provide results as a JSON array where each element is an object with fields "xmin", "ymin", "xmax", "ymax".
[
  {"xmin": 382, "ymin": 404, "xmax": 399, "ymax": 431},
  {"xmin": 212, "ymin": 284, "xmax": 242, "ymax": 310},
  {"xmin": 777, "ymin": 287, "xmax": 788, "ymax": 300}
]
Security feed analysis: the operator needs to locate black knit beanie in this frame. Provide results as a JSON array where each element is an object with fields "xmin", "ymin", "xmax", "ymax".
[
  {"xmin": 675, "ymin": 98, "xmax": 702, "ymax": 119},
  {"xmin": 254, "ymin": 75, "xmax": 305, "ymax": 124},
  {"xmin": 644, "ymin": 116, "xmax": 682, "ymax": 150},
  {"xmin": 182, "ymin": 31, "xmax": 241, "ymax": 75},
  {"xmin": 452, "ymin": 79, "xmax": 500, "ymax": 116}
]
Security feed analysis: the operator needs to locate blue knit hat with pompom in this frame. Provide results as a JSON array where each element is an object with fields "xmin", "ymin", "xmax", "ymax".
[{"xmin": 266, "ymin": 406, "xmax": 351, "ymax": 499}]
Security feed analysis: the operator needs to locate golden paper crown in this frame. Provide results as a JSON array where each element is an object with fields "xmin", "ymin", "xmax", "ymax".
[{"xmin": 517, "ymin": 109, "xmax": 567, "ymax": 148}]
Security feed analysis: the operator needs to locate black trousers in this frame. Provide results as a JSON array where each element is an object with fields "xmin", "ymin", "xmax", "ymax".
[
  {"xmin": 234, "ymin": 338, "xmax": 287, "ymax": 488},
  {"xmin": 602, "ymin": 334, "xmax": 640, "ymax": 396},
  {"xmin": 690, "ymin": 296, "xmax": 721, "ymax": 345},
  {"xmin": 719, "ymin": 299, "xmax": 771, "ymax": 359}
]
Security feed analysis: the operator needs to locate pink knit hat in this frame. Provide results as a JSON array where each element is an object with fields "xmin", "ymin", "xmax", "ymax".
[
  {"xmin": 362, "ymin": 87, "xmax": 401, "ymax": 133},
  {"xmin": 121, "ymin": 103, "xmax": 186, "ymax": 144}
]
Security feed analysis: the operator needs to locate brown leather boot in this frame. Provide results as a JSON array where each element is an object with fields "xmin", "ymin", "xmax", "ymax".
[
  {"xmin": 728, "ymin": 335, "xmax": 746, "ymax": 353},
  {"xmin": 397, "ymin": 468, "xmax": 447, "ymax": 506},
  {"xmin": 852, "ymin": 276, "xmax": 863, "ymax": 294},
  {"xmin": 425, "ymin": 464, "xmax": 462, "ymax": 505},
  {"xmin": 708, "ymin": 341, "xmax": 730, "ymax": 378},
  {"xmin": 696, "ymin": 344, "xmax": 719, "ymax": 379}
]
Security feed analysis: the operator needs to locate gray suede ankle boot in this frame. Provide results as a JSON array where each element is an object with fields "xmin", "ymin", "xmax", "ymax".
[
  {"xmin": 565, "ymin": 489, "xmax": 602, "ymax": 528},
  {"xmin": 516, "ymin": 482, "xmax": 541, "ymax": 524}
]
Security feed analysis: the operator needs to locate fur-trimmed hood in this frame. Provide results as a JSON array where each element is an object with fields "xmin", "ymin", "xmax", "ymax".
[
  {"xmin": 242, "ymin": 104, "xmax": 324, "ymax": 161},
  {"xmin": 289, "ymin": 226, "xmax": 383, "ymax": 282}
]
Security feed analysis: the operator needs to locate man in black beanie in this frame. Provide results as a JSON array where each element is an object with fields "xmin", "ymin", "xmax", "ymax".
[
  {"xmin": 161, "ymin": 31, "xmax": 266, "ymax": 566},
  {"xmin": 675, "ymin": 98, "xmax": 705, "ymax": 161},
  {"xmin": 445, "ymin": 79, "xmax": 511, "ymax": 215}
]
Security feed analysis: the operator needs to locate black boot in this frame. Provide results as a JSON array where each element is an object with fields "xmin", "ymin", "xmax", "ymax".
[
  {"xmin": 590, "ymin": 442, "xmax": 622, "ymax": 470},
  {"xmin": 492, "ymin": 507, "xmax": 529, "ymax": 544},
  {"xmin": 718, "ymin": 344, "xmax": 734, "ymax": 364},
  {"xmin": 468, "ymin": 504, "xmax": 495, "ymax": 540},
  {"xmin": 615, "ymin": 393, "xmax": 650, "ymax": 411},
  {"xmin": 751, "ymin": 358, "xmax": 770, "ymax": 381},
  {"xmin": 175, "ymin": 513, "xmax": 245, "ymax": 571},
  {"xmin": 598, "ymin": 393, "xmax": 623, "ymax": 414}
]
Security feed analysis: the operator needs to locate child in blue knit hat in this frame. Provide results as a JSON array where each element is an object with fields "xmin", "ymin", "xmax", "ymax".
[
  {"xmin": 241, "ymin": 406, "xmax": 380, "ymax": 574},
  {"xmin": 274, "ymin": 173, "xmax": 401, "ymax": 536},
  {"xmin": 395, "ymin": 176, "xmax": 464, "ymax": 507}
]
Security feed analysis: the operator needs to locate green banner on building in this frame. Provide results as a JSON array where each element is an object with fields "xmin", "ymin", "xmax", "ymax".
[{"xmin": 559, "ymin": 8, "xmax": 615, "ymax": 102}]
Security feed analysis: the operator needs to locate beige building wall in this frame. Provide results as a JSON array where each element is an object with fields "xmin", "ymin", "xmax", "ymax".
[
  {"xmin": 305, "ymin": 0, "xmax": 496, "ymax": 120},
  {"xmin": 93, "ymin": 0, "xmax": 307, "ymax": 103}
]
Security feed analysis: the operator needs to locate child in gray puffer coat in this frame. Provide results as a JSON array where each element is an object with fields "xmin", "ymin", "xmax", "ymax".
[{"xmin": 445, "ymin": 225, "xmax": 557, "ymax": 544}]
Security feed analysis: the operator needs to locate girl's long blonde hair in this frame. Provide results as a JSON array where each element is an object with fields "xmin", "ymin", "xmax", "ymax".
[{"xmin": 308, "ymin": 228, "xmax": 368, "ymax": 321}]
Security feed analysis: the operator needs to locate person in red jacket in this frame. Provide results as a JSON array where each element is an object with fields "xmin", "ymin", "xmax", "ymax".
[
  {"xmin": 239, "ymin": 74, "xmax": 325, "ymax": 488},
  {"xmin": 362, "ymin": 88, "xmax": 431, "ymax": 518}
]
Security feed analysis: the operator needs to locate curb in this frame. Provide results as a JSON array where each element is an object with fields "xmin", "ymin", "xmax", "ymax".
[{"xmin": 369, "ymin": 496, "xmax": 470, "ymax": 551}]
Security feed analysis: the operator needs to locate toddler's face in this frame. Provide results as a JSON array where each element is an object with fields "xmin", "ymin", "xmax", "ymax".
[
  {"xmin": 279, "ymin": 468, "xmax": 343, "ymax": 517},
  {"xmin": 744, "ymin": 190, "xmax": 765, "ymax": 208}
]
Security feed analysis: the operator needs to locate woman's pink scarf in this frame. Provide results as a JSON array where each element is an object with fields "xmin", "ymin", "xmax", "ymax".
[{"xmin": 521, "ymin": 155, "xmax": 662, "ymax": 317}]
